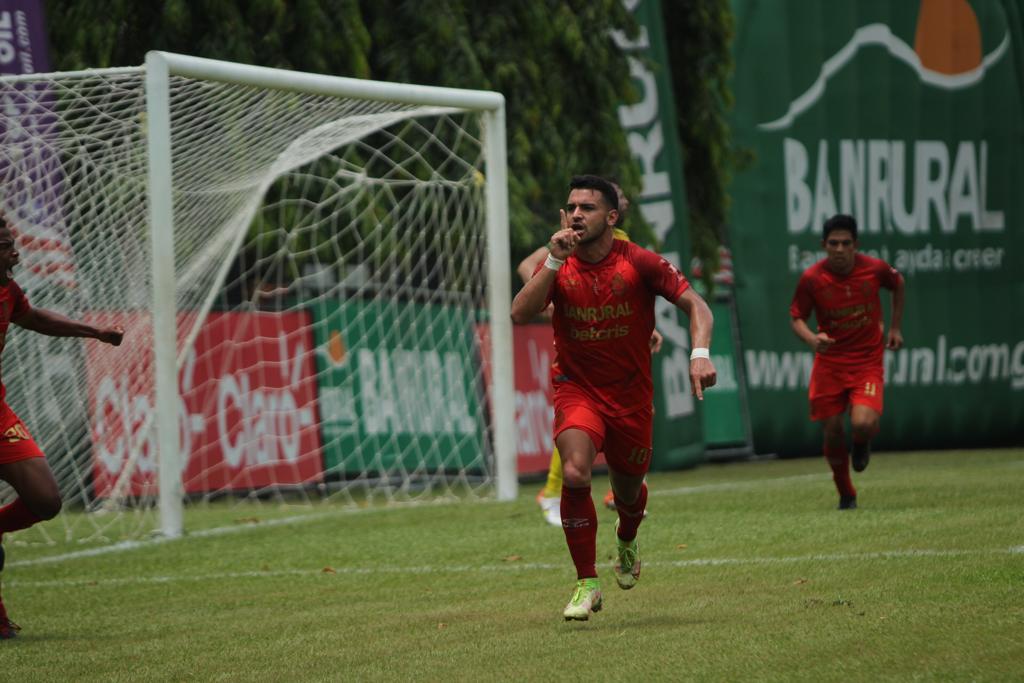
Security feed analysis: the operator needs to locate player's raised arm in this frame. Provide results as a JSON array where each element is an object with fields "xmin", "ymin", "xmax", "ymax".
[
  {"xmin": 510, "ymin": 255, "xmax": 558, "ymax": 324},
  {"xmin": 674, "ymin": 288, "xmax": 716, "ymax": 400},
  {"xmin": 515, "ymin": 245, "xmax": 556, "ymax": 322},
  {"xmin": 13, "ymin": 307, "xmax": 124, "ymax": 346},
  {"xmin": 510, "ymin": 212, "xmax": 579, "ymax": 324}
]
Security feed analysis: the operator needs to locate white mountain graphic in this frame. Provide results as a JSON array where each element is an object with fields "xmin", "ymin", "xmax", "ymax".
[{"xmin": 758, "ymin": 23, "xmax": 1010, "ymax": 131}]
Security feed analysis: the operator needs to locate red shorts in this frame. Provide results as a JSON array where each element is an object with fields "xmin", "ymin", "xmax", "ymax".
[
  {"xmin": 0, "ymin": 403, "xmax": 44, "ymax": 465},
  {"xmin": 809, "ymin": 363, "xmax": 884, "ymax": 421},
  {"xmin": 553, "ymin": 384, "xmax": 653, "ymax": 476}
]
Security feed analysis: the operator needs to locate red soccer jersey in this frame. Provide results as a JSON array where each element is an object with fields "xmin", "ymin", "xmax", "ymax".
[
  {"xmin": 542, "ymin": 240, "xmax": 690, "ymax": 416},
  {"xmin": 790, "ymin": 253, "xmax": 901, "ymax": 369},
  {"xmin": 0, "ymin": 280, "xmax": 29, "ymax": 403}
]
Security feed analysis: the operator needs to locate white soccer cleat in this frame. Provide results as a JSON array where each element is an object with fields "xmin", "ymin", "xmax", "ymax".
[{"xmin": 538, "ymin": 496, "xmax": 561, "ymax": 527}]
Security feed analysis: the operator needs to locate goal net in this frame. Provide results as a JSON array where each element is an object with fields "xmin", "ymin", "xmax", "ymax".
[{"xmin": 0, "ymin": 53, "xmax": 514, "ymax": 549}]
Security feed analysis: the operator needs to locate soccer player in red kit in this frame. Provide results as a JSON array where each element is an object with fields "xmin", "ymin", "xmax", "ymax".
[
  {"xmin": 0, "ymin": 219, "xmax": 124, "ymax": 639},
  {"xmin": 790, "ymin": 214, "xmax": 905, "ymax": 510},
  {"xmin": 511, "ymin": 175, "xmax": 716, "ymax": 620}
]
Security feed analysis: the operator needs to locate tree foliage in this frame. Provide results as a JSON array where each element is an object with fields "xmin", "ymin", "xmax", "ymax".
[
  {"xmin": 43, "ymin": 0, "xmax": 734, "ymax": 274},
  {"xmin": 661, "ymin": 0, "xmax": 738, "ymax": 281}
]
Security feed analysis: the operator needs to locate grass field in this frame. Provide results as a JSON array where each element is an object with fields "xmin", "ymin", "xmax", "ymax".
[{"xmin": 1, "ymin": 448, "xmax": 1022, "ymax": 681}]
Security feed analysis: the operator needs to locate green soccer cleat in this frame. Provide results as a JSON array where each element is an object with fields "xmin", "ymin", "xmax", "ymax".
[
  {"xmin": 563, "ymin": 578, "xmax": 603, "ymax": 621},
  {"xmin": 613, "ymin": 520, "xmax": 641, "ymax": 590}
]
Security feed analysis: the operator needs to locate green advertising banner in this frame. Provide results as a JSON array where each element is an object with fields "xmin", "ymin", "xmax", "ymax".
[
  {"xmin": 616, "ymin": 0, "xmax": 706, "ymax": 469},
  {"xmin": 702, "ymin": 300, "xmax": 750, "ymax": 449},
  {"xmin": 729, "ymin": 0, "xmax": 1024, "ymax": 454},
  {"xmin": 311, "ymin": 299, "xmax": 488, "ymax": 475}
]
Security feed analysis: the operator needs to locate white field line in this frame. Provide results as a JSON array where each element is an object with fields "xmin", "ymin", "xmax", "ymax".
[
  {"xmin": 6, "ymin": 510, "xmax": 351, "ymax": 567},
  {"xmin": 8, "ymin": 474, "xmax": 823, "ymax": 569},
  {"xmin": 6, "ymin": 500, "xmax": 478, "ymax": 568},
  {"xmin": 7, "ymin": 546, "xmax": 1021, "ymax": 590},
  {"xmin": 651, "ymin": 473, "xmax": 825, "ymax": 497}
]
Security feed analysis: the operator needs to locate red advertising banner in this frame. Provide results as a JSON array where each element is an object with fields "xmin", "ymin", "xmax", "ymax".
[
  {"xmin": 478, "ymin": 324, "xmax": 551, "ymax": 474},
  {"xmin": 478, "ymin": 323, "xmax": 606, "ymax": 475},
  {"xmin": 86, "ymin": 311, "xmax": 323, "ymax": 497}
]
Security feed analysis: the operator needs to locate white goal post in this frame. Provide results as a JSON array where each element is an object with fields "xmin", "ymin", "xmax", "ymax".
[
  {"xmin": 145, "ymin": 52, "xmax": 515, "ymax": 537},
  {"xmin": 0, "ymin": 51, "xmax": 516, "ymax": 543}
]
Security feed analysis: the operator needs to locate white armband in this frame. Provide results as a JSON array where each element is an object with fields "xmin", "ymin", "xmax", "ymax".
[
  {"xmin": 544, "ymin": 253, "xmax": 565, "ymax": 271},
  {"xmin": 690, "ymin": 347, "xmax": 710, "ymax": 361}
]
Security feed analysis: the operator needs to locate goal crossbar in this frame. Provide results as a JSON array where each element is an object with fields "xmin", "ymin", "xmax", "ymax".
[{"xmin": 157, "ymin": 52, "xmax": 506, "ymax": 111}]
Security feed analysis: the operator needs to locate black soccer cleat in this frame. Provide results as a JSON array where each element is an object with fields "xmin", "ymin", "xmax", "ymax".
[
  {"xmin": 0, "ymin": 544, "xmax": 17, "ymax": 640},
  {"xmin": 838, "ymin": 495, "xmax": 857, "ymax": 510},
  {"xmin": 0, "ymin": 617, "xmax": 20, "ymax": 640},
  {"xmin": 851, "ymin": 441, "xmax": 871, "ymax": 473}
]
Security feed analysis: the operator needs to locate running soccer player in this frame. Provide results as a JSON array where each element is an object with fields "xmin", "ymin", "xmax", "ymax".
[
  {"xmin": 516, "ymin": 181, "xmax": 662, "ymax": 526},
  {"xmin": 0, "ymin": 219, "xmax": 124, "ymax": 639},
  {"xmin": 790, "ymin": 214, "xmax": 905, "ymax": 510},
  {"xmin": 511, "ymin": 175, "xmax": 715, "ymax": 621}
]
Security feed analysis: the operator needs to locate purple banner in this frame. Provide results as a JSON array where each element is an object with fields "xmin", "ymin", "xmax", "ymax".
[
  {"xmin": 0, "ymin": 1, "xmax": 76, "ymax": 292},
  {"xmin": 0, "ymin": 1, "xmax": 51, "ymax": 75}
]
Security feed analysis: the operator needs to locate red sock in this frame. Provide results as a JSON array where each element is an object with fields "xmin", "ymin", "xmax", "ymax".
[
  {"xmin": 560, "ymin": 485, "xmax": 597, "ymax": 579},
  {"xmin": 614, "ymin": 482, "xmax": 647, "ymax": 542},
  {"xmin": 0, "ymin": 498, "xmax": 43, "ymax": 537},
  {"xmin": 824, "ymin": 442, "xmax": 856, "ymax": 497}
]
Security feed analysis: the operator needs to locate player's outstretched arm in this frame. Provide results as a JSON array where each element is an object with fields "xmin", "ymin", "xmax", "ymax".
[
  {"xmin": 674, "ymin": 288, "xmax": 716, "ymax": 399},
  {"xmin": 886, "ymin": 273, "xmax": 906, "ymax": 349},
  {"xmin": 13, "ymin": 307, "xmax": 124, "ymax": 346}
]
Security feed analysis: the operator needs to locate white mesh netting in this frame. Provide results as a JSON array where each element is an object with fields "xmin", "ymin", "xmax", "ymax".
[{"xmin": 0, "ymin": 63, "xmax": 498, "ymax": 547}]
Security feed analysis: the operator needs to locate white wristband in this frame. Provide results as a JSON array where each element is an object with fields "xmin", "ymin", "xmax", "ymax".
[
  {"xmin": 690, "ymin": 347, "xmax": 710, "ymax": 361},
  {"xmin": 544, "ymin": 253, "xmax": 565, "ymax": 271}
]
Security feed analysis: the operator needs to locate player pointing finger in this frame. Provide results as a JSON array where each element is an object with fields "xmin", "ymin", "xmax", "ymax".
[
  {"xmin": 511, "ymin": 174, "xmax": 715, "ymax": 621},
  {"xmin": 519, "ymin": 180, "xmax": 667, "ymax": 527}
]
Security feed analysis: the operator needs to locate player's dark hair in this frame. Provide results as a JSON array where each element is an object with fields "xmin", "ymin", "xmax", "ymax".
[
  {"xmin": 570, "ymin": 174, "xmax": 619, "ymax": 212},
  {"xmin": 0, "ymin": 215, "xmax": 7, "ymax": 231},
  {"xmin": 823, "ymin": 214, "xmax": 858, "ymax": 240}
]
